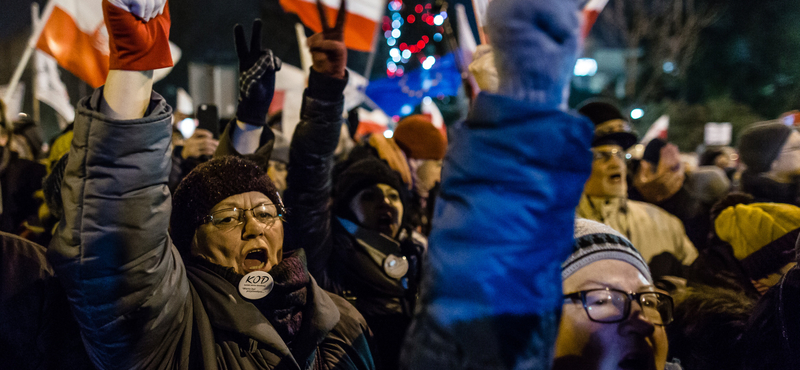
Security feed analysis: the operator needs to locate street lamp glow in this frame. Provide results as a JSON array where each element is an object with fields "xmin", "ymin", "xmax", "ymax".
[
  {"xmin": 630, "ymin": 108, "xmax": 645, "ymax": 120},
  {"xmin": 384, "ymin": 130, "xmax": 394, "ymax": 138},
  {"xmin": 573, "ymin": 58, "xmax": 598, "ymax": 77}
]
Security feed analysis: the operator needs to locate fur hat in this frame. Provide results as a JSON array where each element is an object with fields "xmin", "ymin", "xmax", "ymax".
[
  {"xmin": 715, "ymin": 202, "xmax": 800, "ymax": 280},
  {"xmin": 738, "ymin": 121, "xmax": 793, "ymax": 174},
  {"xmin": 564, "ymin": 219, "xmax": 653, "ymax": 283},
  {"xmin": 393, "ymin": 115, "xmax": 447, "ymax": 160},
  {"xmin": 170, "ymin": 156, "xmax": 281, "ymax": 255}
]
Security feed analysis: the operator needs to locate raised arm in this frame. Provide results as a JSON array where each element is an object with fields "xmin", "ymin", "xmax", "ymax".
[
  {"xmin": 283, "ymin": 0, "xmax": 348, "ymax": 277},
  {"xmin": 48, "ymin": 1, "xmax": 191, "ymax": 368}
]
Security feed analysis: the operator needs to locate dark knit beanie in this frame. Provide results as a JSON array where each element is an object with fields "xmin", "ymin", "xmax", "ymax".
[
  {"xmin": 564, "ymin": 219, "xmax": 653, "ymax": 283},
  {"xmin": 171, "ymin": 156, "xmax": 280, "ymax": 255},
  {"xmin": 738, "ymin": 121, "xmax": 793, "ymax": 174},
  {"xmin": 332, "ymin": 156, "xmax": 406, "ymax": 222},
  {"xmin": 393, "ymin": 114, "xmax": 447, "ymax": 160}
]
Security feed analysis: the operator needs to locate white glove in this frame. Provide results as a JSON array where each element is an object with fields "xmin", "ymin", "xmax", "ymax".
[
  {"xmin": 469, "ymin": 44, "xmax": 499, "ymax": 93},
  {"xmin": 106, "ymin": 0, "xmax": 167, "ymax": 22}
]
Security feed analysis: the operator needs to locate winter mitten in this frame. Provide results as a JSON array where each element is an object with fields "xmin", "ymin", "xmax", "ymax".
[{"xmin": 485, "ymin": 0, "xmax": 580, "ymax": 106}]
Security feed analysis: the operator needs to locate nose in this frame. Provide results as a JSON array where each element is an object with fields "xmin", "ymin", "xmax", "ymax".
[
  {"xmin": 618, "ymin": 303, "xmax": 656, "ymax": 337},
  {"xmin": 241, "ymin": 212, "xmax": 265, "ymax": 240}
]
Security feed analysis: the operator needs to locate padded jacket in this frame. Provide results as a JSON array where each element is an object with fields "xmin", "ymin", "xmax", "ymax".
[
  {"xmin": 47, "ymin": 87, "xmax": 374, "ymax": 370},
  {"xmin": 283, "ymin": 71, "xmax": 420, "ymax": 370},
  {"xmin": 401, "ymin": 92, "xmax": 594, "ymax": 369}
]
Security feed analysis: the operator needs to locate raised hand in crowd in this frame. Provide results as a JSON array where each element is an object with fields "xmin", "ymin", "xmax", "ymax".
[
  {"xmin": 100, "ymin": 0, "xmax": 171, "ymax": 119},
  {"xmin": 634, "ymin": 142, "xmax": 686, "ymax": 204},
  {"xmin": 106, "ymin": 0, "xmax": 167, "ymax": 21},
  {"xmin": 308, "ymin": 0, "xmax": 347, "ymax": 79},
  {"xmin": 180, "ymin": 128, "xmax": 218, "ymax": 159},
  {"xmin": 234, "ymin": 19, "xmax": 281, "ymax": 128}
]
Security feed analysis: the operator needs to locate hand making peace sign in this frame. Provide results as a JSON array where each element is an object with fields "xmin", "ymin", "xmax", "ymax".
[{"xmin": 308, "ymin": 0, "xmax": 348, "ymax": 79}]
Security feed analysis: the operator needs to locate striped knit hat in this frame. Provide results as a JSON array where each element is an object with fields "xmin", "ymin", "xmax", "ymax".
[{"xmin": 563, "ymin": 218, "xmax": 652, "ymax": 283}]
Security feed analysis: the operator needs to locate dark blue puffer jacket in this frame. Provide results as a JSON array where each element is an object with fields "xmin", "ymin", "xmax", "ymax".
[{"xmin": 401, "ymin": 92, "xmax": 593, "ymax": 369}]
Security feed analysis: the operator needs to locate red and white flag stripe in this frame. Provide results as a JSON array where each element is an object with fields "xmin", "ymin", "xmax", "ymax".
[
  {"xmin": 279, "ymin": 0, "xmax": 383, "ymax": 52},
  {"xmin": 582, "ymin": 0, "xmax": 609, "ymax": 39}
]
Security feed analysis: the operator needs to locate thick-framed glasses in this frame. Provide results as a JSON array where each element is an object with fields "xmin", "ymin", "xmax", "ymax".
[
  {"xmin": 563, "ymin": 288, "xmax": 674, "ymax": 325},
  {"xmin": 592, "ymin": 148, "xmax": 629, "ymax": 162},
  {"xmin": 203, "ymin": 203, "xmax": 284, "ymax": 231}
]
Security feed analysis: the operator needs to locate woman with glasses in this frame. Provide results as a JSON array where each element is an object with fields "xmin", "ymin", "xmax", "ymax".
[
  {"xmin": 47, "ymin": 1, "xmax": 374, "ymax": 369},
  {"xmin": 554, "ymin": 219, "xmax": 681, "ymax": 370}
]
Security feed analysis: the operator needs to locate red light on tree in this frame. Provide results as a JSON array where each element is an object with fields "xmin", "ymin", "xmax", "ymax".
[
  {"xmin": 409, "ymin": 45, "xmax": 418, "ymax": 53},
  {"xmin": 399, "ymin": 43, "xmax": 408, "ymax": 50},
  {"xmin": 422, "ymin": 35, "xmax": 429, "ymax": 42},
  {"xmin": 415, "ymin": 4, "xmax": 423, "ymax": 13},
  {"xmin": 416, "ymin": 40, "xmax": 425, "ymax": 49},
  {"xmin": 407, "ymin": 14, "xmax": 415, "ymax": 23}
]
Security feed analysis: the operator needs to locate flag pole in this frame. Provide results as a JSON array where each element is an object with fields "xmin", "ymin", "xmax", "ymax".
[
  {"xmin": 362, "ymin": 0, "xmax": 388, "ymax": 79},
  {"xmin": 31, "ymin": 2, "xmax": 41, "ymax": 125},
  {"xmin": 3, "ymin": 0, "xmax": 56, "ymax": 118}
]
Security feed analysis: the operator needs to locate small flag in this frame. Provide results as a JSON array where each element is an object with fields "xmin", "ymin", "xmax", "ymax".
[
  {"xmin": 35, "ymin": 50, "xmax": 75, "ymax": 123},
  {"xmin": 279, "ymin": 0, "xmax": 383, "ymax": 52},
  {"xmin": 641, "ymin": 115, "xmax": 670, "ymax": 144},
  {"xmin": 582, "ymin": 0, "xmax": 610, "ymax": 39},
  {"xmin": 35, "ymin": 0, "xmax": 180, "ymax": 88}
]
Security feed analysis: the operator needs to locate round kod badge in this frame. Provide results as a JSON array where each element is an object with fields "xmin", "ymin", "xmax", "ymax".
[
  {"xmin": 383, "ymin": 254, "xmax": 409, "ymax": 279},
  {"xmin": 239, "ymin": 271, "xmax": 274, "ymax": 300}
]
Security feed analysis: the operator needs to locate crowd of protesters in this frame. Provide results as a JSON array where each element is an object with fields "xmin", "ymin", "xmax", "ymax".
[{"xmin": 3, "ymin": 0, "xmax": 800, "ymax": 369}]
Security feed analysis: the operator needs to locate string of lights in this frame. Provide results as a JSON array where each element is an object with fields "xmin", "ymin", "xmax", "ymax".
[{"xmin": 382, "ymin": 0, "xmax": 447, "ymax": 78}]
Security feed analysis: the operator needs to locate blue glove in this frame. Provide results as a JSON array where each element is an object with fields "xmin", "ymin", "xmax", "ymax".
[{"xmin": 234, "ymin": 19, "xmax": 282, "ymax": 127}]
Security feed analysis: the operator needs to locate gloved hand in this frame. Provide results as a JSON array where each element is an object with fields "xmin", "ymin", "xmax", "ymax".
[
  {"xmin": 106, "ymin": 0, "xmax": 167, "ymax": 21},
  {"xmin": 103, "ymin": 0, "xmax": 172, "ymax": 71},
  {"xmin": 234, "ymin": 19, "xmax": 282, "ymax": 127},
  {"xmin": 308, "ymin": 0, "xmax": 347, "ymax": 79}
]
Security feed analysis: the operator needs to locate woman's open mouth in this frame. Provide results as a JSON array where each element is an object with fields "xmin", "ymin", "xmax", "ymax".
[{"xmin": 243, "ymin": 249, "xmax": 268, "ymax": 271}]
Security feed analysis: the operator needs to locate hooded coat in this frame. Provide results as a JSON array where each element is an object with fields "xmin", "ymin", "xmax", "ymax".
[{"xmin": 47, "ymin": 87, "xmax": 374, "ymax": 370}]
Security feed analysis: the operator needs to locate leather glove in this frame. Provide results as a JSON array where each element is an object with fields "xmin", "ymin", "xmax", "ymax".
[
  {"xmin": 103, "ymin": 0, "xmax": 173, "ymax": 71},
  {"xmin": 235, "ymin": 19, "xmax": 282, "ymax": 127}
]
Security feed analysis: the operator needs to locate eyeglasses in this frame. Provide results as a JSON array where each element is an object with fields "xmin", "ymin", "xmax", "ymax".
[
  {"xmin": 203, "ymin": 203, "xmax": 284, "ymax": 231},
  {"xmin": 592, "ymin": 148, "xmax": 628, "ymax": 162},
  {"xmin": 563, "ymin": 288, "xmax": 674, "ymax": 325}
]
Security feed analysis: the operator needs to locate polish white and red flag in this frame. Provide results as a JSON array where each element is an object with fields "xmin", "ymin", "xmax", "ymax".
[
  {"xmin": 279, "ymin": 0, "xmax": 384, "ymax": 52},
  {"xmin": 35, "ymin": 0, "xmax": 108, "ymax": 88},
  {"xmin": 582, "ymin": 0, "xmax": 609, "ymax": 39},
  {"xmin": 35, "ymin": 0, "xmax": 179, "ymax": 88}
]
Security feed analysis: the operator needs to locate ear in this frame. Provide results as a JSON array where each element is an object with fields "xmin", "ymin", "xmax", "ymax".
[{"xmin": 189, "ymin": 229, "xmax": 201, "ymax": 257}]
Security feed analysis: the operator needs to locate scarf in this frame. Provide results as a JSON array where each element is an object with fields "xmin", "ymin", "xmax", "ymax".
[{"xmin": 190, "ymin": 250, "xmax": 311, "ymax": 347}]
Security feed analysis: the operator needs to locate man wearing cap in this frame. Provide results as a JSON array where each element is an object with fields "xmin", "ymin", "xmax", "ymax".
[
  {"xmin": 576, "ymin": 101, "xmax": 697, "ymax": 267},
  {"xmin": 738, "ymin": 120, "xmax": 800, "ymax": 205}
]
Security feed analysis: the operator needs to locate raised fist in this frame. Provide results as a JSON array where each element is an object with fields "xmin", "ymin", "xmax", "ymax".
[
  {"xmin": 103, "ymin": 0, "xmax": 172, "ymax": 71},
  {"xmin": 308, "ymin": 0, "xmax": 347, "ymax": 79},
  {"xmin": 106, "ymin": 0, "xmax": 167, "ymax": 22}
]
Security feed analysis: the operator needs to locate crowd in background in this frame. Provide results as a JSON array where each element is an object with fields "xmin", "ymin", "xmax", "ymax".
[{"xmin": 2, "ymin": 0, "xmax": 800, "ymax": 369}]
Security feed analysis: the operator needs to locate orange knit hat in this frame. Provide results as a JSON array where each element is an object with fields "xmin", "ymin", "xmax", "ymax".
[{"xmin": 392, "ymin": 115, "xmax": 447, "ymax": 160}]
